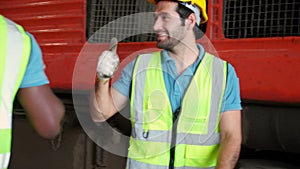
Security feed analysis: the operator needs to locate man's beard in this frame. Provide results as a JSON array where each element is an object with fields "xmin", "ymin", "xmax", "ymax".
[{"xmin": 157, "ymin": 37, "xmax": 181, "ymax": 51}]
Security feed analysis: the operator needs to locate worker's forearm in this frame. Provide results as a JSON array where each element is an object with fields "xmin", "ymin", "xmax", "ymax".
[
  {"xmin": 91, "ymin": 80, "xmax": 117, "ymax": 122},
  {"xmin": 216, "ymin": 135, "xmax": 241, "ymax": 169}
]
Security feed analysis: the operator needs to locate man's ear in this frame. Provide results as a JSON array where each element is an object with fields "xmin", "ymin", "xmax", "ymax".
[{"xmin": 186, "ymin": 13, "xmax": 197, "ymax": 30}]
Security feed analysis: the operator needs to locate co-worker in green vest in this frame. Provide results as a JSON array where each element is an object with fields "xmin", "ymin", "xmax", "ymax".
[
  {"xmin": 91, "ymin": 0, "xmax": 242, "ymax": 168},
  {"xmin": 0, "ymin": 15, "xmax": 65, "ymax": 169}
]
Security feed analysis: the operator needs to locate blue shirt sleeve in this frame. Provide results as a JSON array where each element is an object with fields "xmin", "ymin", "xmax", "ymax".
[
  {"xmin": 112, "ymin": 59, "xmax": 136, "ymax": 98},
  {"xmin": 19, "ymin": 33, "xmax": 49, "ymax": 88},
  {"xmin": 221, "ymin": 63, "xmax": 242, "ymax": 112}
]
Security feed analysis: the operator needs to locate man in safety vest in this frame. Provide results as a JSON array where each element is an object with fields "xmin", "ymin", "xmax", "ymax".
[
  {"xmin": 92, "ymin": 0, "xmax": 242, "ymax": 168},
  {"xmin": 0, "ymin": 15, "xmax": 65, "ymax": 169}
]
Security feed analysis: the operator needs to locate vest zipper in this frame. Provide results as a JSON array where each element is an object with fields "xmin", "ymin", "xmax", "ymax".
[{"xmin": 169, "ymin": 107, "xmax": 181, "ymax": 169}]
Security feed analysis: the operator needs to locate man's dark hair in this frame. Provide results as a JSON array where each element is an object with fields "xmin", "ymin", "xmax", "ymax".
[
  {"xmin": 176, "ymin": 2, "xmax": 204, "ymax": 38},
  {"xmin": 176, "ymin": 2, "xmax": 194, "ymax": 26},
  {"xmin": 155, "ymin": 0, "xmax": 195, "ymax": 24},
  {"xmin": 155, "ymin": 0, "xmax": 204, "ymax": 38}
]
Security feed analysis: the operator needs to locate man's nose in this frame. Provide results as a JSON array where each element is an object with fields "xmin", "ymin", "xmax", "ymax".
[{"xmin": 153, "ymin": 17, "xmax": 162, "ymax": 32}]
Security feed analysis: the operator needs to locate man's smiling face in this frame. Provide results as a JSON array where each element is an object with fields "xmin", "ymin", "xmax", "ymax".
[{"xmin": 153, "ymin": 1, "xmax": 188, "ymax": 50}]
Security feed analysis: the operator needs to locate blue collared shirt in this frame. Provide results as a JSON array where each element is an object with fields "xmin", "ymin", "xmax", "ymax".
[{"xmin": 113, "ymin": 44, "xmax": 242, "ymax": 113}]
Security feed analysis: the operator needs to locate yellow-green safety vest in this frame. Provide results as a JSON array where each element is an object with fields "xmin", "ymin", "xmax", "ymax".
[
  {"xmin": 0, "ymin": 15, "xmax": 31, "ymax": 169},
  {"xmin": 127, "ymin": 52, "xmax": 227, "ymax": 169}
]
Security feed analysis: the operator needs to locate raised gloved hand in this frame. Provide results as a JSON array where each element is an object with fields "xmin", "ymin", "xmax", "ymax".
[{"xmin": 97, "ymin": 38, "xmax": 120, "ymax": 81}]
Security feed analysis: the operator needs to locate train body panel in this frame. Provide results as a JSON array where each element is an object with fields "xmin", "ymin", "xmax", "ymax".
[
  {"xmin": 1, "ymin": 0, "xmax": 299, "ymax": 104},
  {"xmin": 0, "ymin": 0, "xmax": 86, "ymax": 89}
]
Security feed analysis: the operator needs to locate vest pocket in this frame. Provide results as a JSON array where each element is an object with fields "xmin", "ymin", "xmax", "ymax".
[
  {"xmin": 177, "ymin": 115, "xmax": 208, "ymax": 134},
  {"xmin": 130, "ymin": 126, "xmax": 171, "ymax": 158},
  {"xmin": 183, "ymin": 144, "xmax": 219, "ymax": 167},
  {"xmin": 128, "ymin": 138, "xmax": 171, "ymax": 165}
]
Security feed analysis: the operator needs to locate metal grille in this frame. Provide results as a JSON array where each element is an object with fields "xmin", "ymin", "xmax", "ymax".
[
  {"xmin": 87, "ymin": 0, "xmax": 156, "ymax": 43},
  {"xmin": 223, "ymin": 0, "xmax": 300, "ymax": 39}
]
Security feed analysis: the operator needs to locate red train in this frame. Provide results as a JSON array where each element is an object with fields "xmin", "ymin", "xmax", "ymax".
[{"xmin": 1, "ymin": 0, "xmax": 300, "ymax": 168}]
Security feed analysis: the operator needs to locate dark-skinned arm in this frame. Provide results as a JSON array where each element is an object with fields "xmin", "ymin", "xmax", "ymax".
[{"xmin": 17, "ymin": 84, "xmax": 65, "ymax": 139}]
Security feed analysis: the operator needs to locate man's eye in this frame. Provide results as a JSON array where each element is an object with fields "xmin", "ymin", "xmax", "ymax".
[
  {"xmin": 154, "ymin": 13, "xmax": 170, "ymax": 22},
  {"xmin": 162, "ymin": 15, "xmax": 169, "ymax": 21}
]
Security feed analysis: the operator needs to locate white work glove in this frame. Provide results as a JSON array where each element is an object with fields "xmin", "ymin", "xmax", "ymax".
[{"xmin": 97, "ymin": 38, "xmax": 120, "ymax": 81}]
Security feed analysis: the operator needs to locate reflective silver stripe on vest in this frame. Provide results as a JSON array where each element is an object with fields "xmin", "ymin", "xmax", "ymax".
[
  {"xmin": 0, "ymin": 153, "xmax": 10, "ymax": 169},
  {"xmin": 177, "ymin": 132, "xmax": 220, "ymax": 145},
  {"xmin": 131, "ymin": 127, "xmax": 172, "ymax": 142},
  {"xmin": 127, "ymin": 158, "xmax": 215, "ymax": 169},
  {"xmin": 132, "ymin": 53, "xmax": 154, "ymax": 134},
  {"xmin": 175, "ymin": 166, "xmax": 215, "ymax": 169},
  {"xmin": 131, "ymin": 127, "xmax": 219, "ymax": 145},
  {"xmin": 0, "ymin": 17, "xmax": 24, "ymax": 129},
  {"xmin": 127, "ymin": 158, "xmax": 168, "ymax": 169},
  {"xmin": 207, "ymin": 56, "xmax": 225, "ymax": 135}
]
